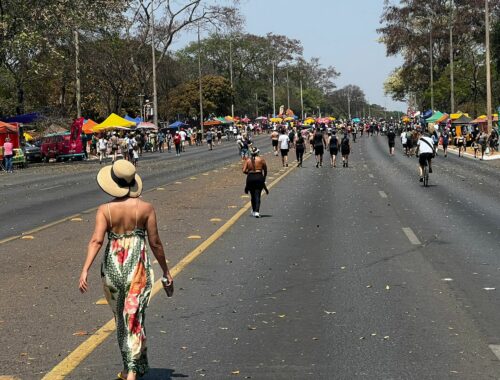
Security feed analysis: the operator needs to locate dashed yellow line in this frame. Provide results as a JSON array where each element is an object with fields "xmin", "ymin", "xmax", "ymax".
[{"xmin": 42, "ymin": 153, "xmax": 307, "ymax": 380}]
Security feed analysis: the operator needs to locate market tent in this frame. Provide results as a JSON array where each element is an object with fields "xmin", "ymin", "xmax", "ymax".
[
  {"xmin": 241, "ymin": 117, "xmax": 251, "ymax": 123},
  {"xmin": 95, "ymin": 113, "xmax": 136, "ymax": 132},
  {"xmin": 352, "ymin": 117, "xmax": 361, "ymax": 123},
  {"xmin": 270, "ymin": 117, "xmax": 282, "ymax": 123},
  {"xmin": 137, "ymin": 122, "xmax": 157, "ymax": 130},
  {"xmin": 425, "ymin": 111, "xmax": 444, "ymax": 123},
  {"xmin": 436, "ymin": 113, "xmax": 449, "ymax": 123},
  {"xmin": 255, "ymin": 116, "xmax": 267, "ymax": 121},
  {"xmin": 452, "ymin": 115, "xmax": 473, "ymax": 124},
  {"xmin": 216, "ymin": 117, "xmax": 232, "ymax": 125},
  {"xmin": 0, "ymin": 121, "xmax": 18, "ymax": 133},
  {"xmin": 472, "ymin": 114, "xmax": 499, "ymax": 123},
  {"xmin": 3, "ymin": 112, "xmax": 41, "ymax": 124},
  {"xmin": 169, "ymin": 121, "xmax": 187, "ymax": 129},
  {"xmin": 82, "ymin": 119, "xmax": 98, "ymax": 134},
  {"xmin": 203, "ymin": 120, "xmax": 222, "ymax": 126},
  {"xmin": 125, "ymin": 115, "xmax": 143, "ymax": 124}
]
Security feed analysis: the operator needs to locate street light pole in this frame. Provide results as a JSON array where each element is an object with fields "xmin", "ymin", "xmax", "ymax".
[
  {"xmin": 430, "ymin": 20, "xmax": 434, "ymax": 111},
  {"xmin": 198, "ymin": 23, "xmax": 204, "ymax": 135},
  {"xmin": 272, "ymin": 61, "xmax": 276, "ymax": 117},
  {"xmin": 300, "ymin": 80, "xmax": 304, "ymax": 120},
  {"xmin": 74, "ymin": 30, "xmax": 81, "ymax": 119},
  {"xmin": 449, "ymin": 0, "xmax": 455, "ymax": 113},
  {"xmin": 151, "ymin": 0, "xmax": 158, "ymax": 127},
  {"xmin": 229, "ymin": 39, "xmax": 234, "ymax": 120},
  {"xmin": 347, "ymin": 87, "xmax": 352, "ymax": 121},
  {"xmin": 286, "ymin": 69, "xmax": 290, "ymax": 110},
  {"xmin": 485, "ymin": 0, "xmax": 493, "ymax": 133}
]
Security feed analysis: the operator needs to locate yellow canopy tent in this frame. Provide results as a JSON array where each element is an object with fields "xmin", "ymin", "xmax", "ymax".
[
  {"xmin": 94, "ymin": 113, "xmax": 136, "ymax": 132},
  {"xmin": 270, "ymin": 117, "xmax": 283, "ymax": 123}
]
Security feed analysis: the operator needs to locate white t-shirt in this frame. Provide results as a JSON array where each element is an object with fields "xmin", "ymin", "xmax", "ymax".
[
  {"xmin": 401, "ymin": 134, "xmax": 407, "ymax": 144},
  {"xmin": 179, "ymin": 131, "xmax": 187, "ymax": 141},
  {"xmin": 98, "ymin": 138, "xmax": 107, "ymax": 150},
  {"xmin": 278, "ymin": 134, "xmax": 290, "ymax": 150},
  {"xmin": 417, "ymin": 136, "xmax": 434, "ymax": 154}
]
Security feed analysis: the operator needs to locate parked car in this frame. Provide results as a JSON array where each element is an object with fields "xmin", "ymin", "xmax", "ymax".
[
  {"xmin": 41, "ymin": 132, "xmax": 84, "ymax": 162},
  {"xmin": 24, "ymin": 142, "xmax": 42, "ymax": 162}
]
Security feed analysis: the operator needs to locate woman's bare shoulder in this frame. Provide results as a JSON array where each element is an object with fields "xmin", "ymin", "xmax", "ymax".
[{"xmin": 138, "ymin": 199, "xmax": 155, "ymax": 212}]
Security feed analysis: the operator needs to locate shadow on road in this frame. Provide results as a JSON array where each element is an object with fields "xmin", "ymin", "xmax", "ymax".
[{"xmin": 143, "ymin": 368, "xmax": 189, "ymax": 379}]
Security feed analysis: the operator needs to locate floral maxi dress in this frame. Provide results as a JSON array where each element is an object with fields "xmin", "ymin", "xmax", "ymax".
[{"xmin": 101, "ymin": 227, "xmax": 154, "ymax": 376}]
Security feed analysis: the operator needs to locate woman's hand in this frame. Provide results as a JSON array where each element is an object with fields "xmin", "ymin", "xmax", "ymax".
[
  {"xmin": 79, "ymin": 271, "xmax": 89, "ymax": 293},
  {"xmin": 163, "ymin": 271, "xmax": 173, "ymax": 285}
]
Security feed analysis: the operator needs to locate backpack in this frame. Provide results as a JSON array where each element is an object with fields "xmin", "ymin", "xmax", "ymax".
[
  {"xmin": 174, "ymin": 135, "xmax": 181, "ymax": 144},
  {"xmin": 329, "ymin": 135, "xmax": 338, "ymax": 148},
  {"xmin": 342, "ymin": 137, "xmax": 349, "ymax": 150}
]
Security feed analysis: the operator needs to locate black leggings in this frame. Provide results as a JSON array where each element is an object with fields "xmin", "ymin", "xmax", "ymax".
[
  {"xmin": 175, "ymin": 143, "xmax": 181, "ymax": 154},
  {"xmin": 246, "ymin": 173, "xmax": 265, "ymax": 212},
  {"xmin": 296, "ymin": 147, "xmax": 304, "ymax": 163}
]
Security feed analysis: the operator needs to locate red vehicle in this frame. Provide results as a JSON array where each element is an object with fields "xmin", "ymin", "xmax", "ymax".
[
  {"xmin": 41, "ymin": 132, "xmax": 84, "ymax": 162},
  {"xmin": 40, "ymin": 118, "xmax": 84, "ymax": 162}
]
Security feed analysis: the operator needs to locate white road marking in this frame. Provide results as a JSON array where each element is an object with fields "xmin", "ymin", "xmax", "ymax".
[
  {"xmin": 40, "ymin": 185, "xmax": 63, "ymax": 191},
  {"xmin": 378, "ymin": 191, "xmax": 388, "ymax": 199},
  {"xmin": 402, "ymin": 227, "xmax": 421, "ymax": 245},
  {"xmin": 489, "ymin": 345, "xmax": 500, "ymax": 360},
  {"xmin": 368, "ymin": 174, "xmax": 374, "ymax": 178}
]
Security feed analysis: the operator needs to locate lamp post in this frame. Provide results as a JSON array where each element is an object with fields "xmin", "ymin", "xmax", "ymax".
[
  {"xmin": 198, "ymin": 23, "xmax": 204, "ymax": 135},
  {"xmin": 151, "ymin": 0, "xmax": 158, "ymax": 127},
  {"xmin": 229, "ymin": 39, "xmax": 234, "ymax": 120},
  {"xmin": 449, "ymin": 0, "xmax": 455, "ymax": 113},
  {"xmin": 485, "ymin": 0, "xmax": 493, "ymax": 133},
  {"xmin": 272, "ymin": 61, "xmax": 276, "ymax": 117},
  {"xmin": 430, "ymin": 20, "xmax": 434, "ymax": 111},
  {"xmin": 300, "ymin": 80, "xmax": 304, "ymax": 120}
]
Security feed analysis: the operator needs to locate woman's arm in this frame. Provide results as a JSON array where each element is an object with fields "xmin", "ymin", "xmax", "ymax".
[
  {"xmin": 79, "ymin": 206, "xmax": 108, "ymax": 293},
  {"xmin": 242, "ymin": 158, "xmax": 249, "ymax": 174},
  {"xmin": 146, "ymin": 205, "xmax": 172, "ymax": 283},
  {"xmin": 262, "ymin": 159, "xmax": 268, "ymax": 178}
]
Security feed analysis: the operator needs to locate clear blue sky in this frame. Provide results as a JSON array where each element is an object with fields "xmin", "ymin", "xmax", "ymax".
[{"xmin": 172, "ymin": 0, "xmax": 406, "ymax": 112}]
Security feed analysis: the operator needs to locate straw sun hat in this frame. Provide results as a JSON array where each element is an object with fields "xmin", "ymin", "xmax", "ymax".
[{"xmin": 97, "ymin": 159, "xmax": 142, "ymax": 198}]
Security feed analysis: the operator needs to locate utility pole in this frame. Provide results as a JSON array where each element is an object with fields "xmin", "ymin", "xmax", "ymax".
[
  {"xmin": 430, "ymin": 20, "xmax": 434, "ymax": 111},
  {"xmin": 300, "ymin": 80, "xmax": 304, "ymax": 120},
  {"xmin": 272, "ymin": 61, "xmax": 276, "ymax": 117},
  {"xmin": 138, "ymin": 94, "xmax": 144, "ymax": 120},
  {"xmin": 347, "ymin": 87, "xmax": 352, "ymax": 120},
  {"xmin": 286, "ymin": 69, "xmax": 290, "ymax": 110},
  {"xmin": 198, "ymin": 23, "xmax": 204, "ymax": 134},
  {"xmin": 229, "ymin": 39, "xmax": 234, "ymax": 120},
  {"xmin": 255, "ymin": 93, "xmax": 258, "ymax": 118},
  {"xmin": 74, "ymin": 30, "xmax": 81, "ymax": 118},
  {"xmin": 485, "ymin": 0, "xmax": 493, "ymax": 133},
  {"xmin": 449, "ymin": 0, "xmax": 455, "ymax": 113},
  {"xmin": 151, "ymin": 1, "xmax": 158, "ymax": 127}
]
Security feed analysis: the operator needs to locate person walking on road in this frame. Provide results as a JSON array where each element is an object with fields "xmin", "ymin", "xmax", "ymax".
[
  {"xmin": 441, "ymin": 129, "xmax": 450, "ymax": 157},
  {"xmin": 278, "ymin": 128, "xmax": 290, "ymax": 167},
  {"xmin": 456, "ymin": 133, "xmax": 465, "ymax": 157},
  {"xmin": 243, "ymin": 147, "xmax": 268, "ymax": 218},
  {"xmin": 387, "ymin": 128, "xmax": 396, "ymax": 156},
  {"xmin": 206, "ymin": 128, "xmax": 214, "ymax": 150},
  {"xmin": 479, "ymin": 130, "xmax": 488, "ymax": 160},
  {"xmin": 341, "ymin": 133, "xmax": 351, "ymax": 167},
  {"xmin": 327, "ymin": 131, "xmax": 339, "ymax": 167},
  {"xmin": 313, "ymin": 127, "xmax": 326, "ymax": 168},
  {"xmin": 79, "ymin": 159, "xmax": 173, "ymax": 380},
  {"xmin": 174, "ymin": 131, "xmax": 182, "ymax": 156},
  {"xmin": 98, "ymin": 135, "xmax": 108, "ymax": 164},
  {"xmin": 295, "ymin": 133, "xmax": 305, "ymax": 167},
  {"xmin": 271, "ymin": 129, "xmax": 279, "ymax": 156}
]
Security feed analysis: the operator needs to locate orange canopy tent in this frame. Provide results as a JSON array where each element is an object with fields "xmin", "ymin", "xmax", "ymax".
[
  {"xmin": 0, "ymin": 121, "xmax": 18, "ymax": 134},
  {"xmin": 82, "ymin": 119, "xmax": 98, "ymax": 134}
]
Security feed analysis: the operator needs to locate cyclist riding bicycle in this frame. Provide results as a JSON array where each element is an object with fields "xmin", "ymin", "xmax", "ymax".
[{"xmin": 416, "ymin": 127, "xmax": 435, "ymax": 182}]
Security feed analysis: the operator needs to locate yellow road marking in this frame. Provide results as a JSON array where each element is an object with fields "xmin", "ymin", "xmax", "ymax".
[
  {"xmin": 42, "ymin": 153, "xmax": 306, "ymax": 380},
  {"xmin": 0, "ymin": 376, "xmax": 21, "ymax": 379},
  {"xmin": 241, "ymin": 195, "xmax": 250, "ymax": 198}
]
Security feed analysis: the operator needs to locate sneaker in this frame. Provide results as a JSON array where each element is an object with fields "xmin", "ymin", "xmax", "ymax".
[
  {"xmin": 254, "ymin": 212, "xmax": 260, "ymax": 218},
  {"xmin": 251, "ymin": 211, "xmax": 255, "ymax": 217},
  {"xmin": 316, "ymin": 162, "xmax": 319, "ymax": 168},
  {"xmin": 419, "ymin": 177, "xmax": 423, "ymax": 182}
]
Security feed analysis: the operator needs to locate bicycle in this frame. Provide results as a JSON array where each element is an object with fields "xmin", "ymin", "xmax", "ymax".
[{"xmin": 422, "ymin": 158, "xmax": 430, "ymax": 187}]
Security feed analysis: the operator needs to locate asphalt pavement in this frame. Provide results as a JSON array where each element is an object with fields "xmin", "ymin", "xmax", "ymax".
[
  {"xmin": 66, "ymin": 135, "xmax": 500, "ymax": 379},
  {"xmin": 0, "ymin": 136, "xmax": 269, "ymax": 241}
]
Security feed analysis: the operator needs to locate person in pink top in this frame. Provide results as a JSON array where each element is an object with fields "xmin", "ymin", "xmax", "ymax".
[{"xmin": 3, "ymin": 137, "xmax": 14, "ymax": 173}]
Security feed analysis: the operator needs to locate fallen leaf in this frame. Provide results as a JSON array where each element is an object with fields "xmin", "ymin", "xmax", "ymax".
[
  {"xmin": 72, "ymin": 331, "xmax": 88, "ymax": 336},
  {"xmin": 366, "ymin": 285, "xmax": 372, "ymax": 288},
  {"xmin": 231, "ymin": 370, "xmax": 240, "ymax": 375},
  {"xmin": 324, "ymin": 310, "xmax": 336, "ymax": 315},
  {"xmin": 385, "ymin": 285, "xmax": 390, "ymax": 290},
  {"xmin": 247, "ymin": 326, "xmax": 257, "ymax": 330},
  {"xmin": 160, "ymin": 330, "xmax": 167, "ymax": 334},
  {"xmin": 21, "ymin": 235, "xmax": 34, "ymax": 240},
  {"xmin": 278, "ymin": 315, "xmax": 286, "ymax": 318},
  {"xmin": 484, "ymin": 287, "xmax": 496, "ymax": 291},
  {"xmin": 383, "ymin": 336, "xmax": 390, "ymax": 340}
]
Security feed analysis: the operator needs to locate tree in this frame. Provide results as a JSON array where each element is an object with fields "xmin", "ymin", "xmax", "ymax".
[{"xmin": 168, "ymin": 75, "xmax": 232, "ymax": 117}]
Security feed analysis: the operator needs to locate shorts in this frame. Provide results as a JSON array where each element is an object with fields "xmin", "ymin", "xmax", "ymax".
[
  {"xmin": 419, "ymin": 152, "xmax": 433, "ymax": 166},
  {"xmin": 389, "ymin": 142, "xmax": 395, "ymax": 148},
  {"xmin": 272, "ymin": 140, "xmax": 278, "ymax": 147},
  {"xmin": 314, "ymin": 145, "xmax": 324, "ymax": 155},
  {"xmin": 402, "ymin": 143, "xmax": 407, "ymax": 148},
  {"xmin": 457, "ymin": 142, "xmax": 464, "ymax": 147},
  {"xmin": 329, "ymin": 148, "xmax": 338, "ymax": 156},
  {"xmin": 280, "ymin": 149, "xmax": 289, "ymax": 157},
  {"xmin": 341, "ymin": 148, "xmax": 350, "ymax": 156}
]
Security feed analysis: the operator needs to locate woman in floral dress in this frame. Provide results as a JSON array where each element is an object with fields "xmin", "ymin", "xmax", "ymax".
[{"xmin": 79, "ymin": 159, "xmax": 173, "ymax": 380}]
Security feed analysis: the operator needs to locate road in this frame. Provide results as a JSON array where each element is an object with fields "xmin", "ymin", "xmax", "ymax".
[
  {"xmin": 2, "ymin": 133, "xmax": 500, "ymax": 379},
  {"xmin": 0, "ymin": 136, "xmax": 268, "ymax": 241}
]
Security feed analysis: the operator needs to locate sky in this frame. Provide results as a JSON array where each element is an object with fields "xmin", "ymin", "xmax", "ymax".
[{"xmin": 172, "ymin": 0, "xmax": 406, "ymax": 112}]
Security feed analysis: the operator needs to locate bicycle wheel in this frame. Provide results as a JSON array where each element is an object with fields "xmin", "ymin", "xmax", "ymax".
[{"xmin": 423, "ymin": 165, "xmax": 429, "ymax": 187}]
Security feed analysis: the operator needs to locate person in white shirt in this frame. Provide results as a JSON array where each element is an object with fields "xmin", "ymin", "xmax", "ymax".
[
  {"xmin": 416, "ymin": 128, "xmax": 435, "ymax": 182},
  {"xmin": 98, "ymin": 136, "xmax": 107, "ymax": 164},
  {"xmin": 278, "ymin": 128, "xmax": 290, "ymax": 167},
  {"xmin": 179, "ymin": 129, "xmax": 187, "ymax": 151}
]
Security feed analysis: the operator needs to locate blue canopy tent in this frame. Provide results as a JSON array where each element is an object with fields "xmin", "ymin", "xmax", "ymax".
[
  {"xmin": 124, "ymin": 115, "xmax": 143, "ymax": 124},
  {"xmin": 169, "ymin": 121, "xmax": 187, "ymax": 129},
  {"xmin": 2, "ymin": 112, "xmax": 42, "ymax": 124}
]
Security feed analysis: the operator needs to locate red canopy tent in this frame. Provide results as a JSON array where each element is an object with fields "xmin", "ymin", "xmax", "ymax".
[{"xmin": 0, "ymin": 121, "xmax": 20, "ymax": 159}]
